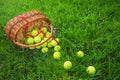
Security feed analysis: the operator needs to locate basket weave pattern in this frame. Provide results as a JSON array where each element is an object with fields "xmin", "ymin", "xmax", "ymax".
[{"xmin": 5, "ymin": 11, "xmax": 53, "ymax": 48}]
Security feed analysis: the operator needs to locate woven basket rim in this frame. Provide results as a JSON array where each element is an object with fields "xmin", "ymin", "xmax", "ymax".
[{"xmin": 5, "ymin": 10, "xmax": 53, "ymax": 48}]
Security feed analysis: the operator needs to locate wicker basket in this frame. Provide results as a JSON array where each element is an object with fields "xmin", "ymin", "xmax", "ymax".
[{"xmin": 5, "ymin": 10, "xmax": 53, "ymax": 48}]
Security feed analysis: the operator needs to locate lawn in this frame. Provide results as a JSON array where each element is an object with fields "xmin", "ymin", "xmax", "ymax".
[{"xmin": 0, "ymin": 0, "xmax": 120, "ymax": 80}]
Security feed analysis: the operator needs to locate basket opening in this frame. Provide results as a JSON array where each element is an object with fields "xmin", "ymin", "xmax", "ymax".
[{"xmin": 15, "ymin": 19, "xmax": 53, "ymax": 48}]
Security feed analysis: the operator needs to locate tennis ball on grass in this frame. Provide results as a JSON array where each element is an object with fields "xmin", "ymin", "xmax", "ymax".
[
  {"xmin": 64, "ymin": 61, "xmax": 72, "ymax": 70},
  {"xmin": 41, "ymin": 47, "xmax": 48, "ymax": 53},
  {"xmin": 41, "ymin": 27, "xmax": 47, "ymax": 33},
  {"xmin": 34, "ymin": 36, "xmax": 41, "ymax": 43},
  {"xmin": 31, "ymin": 30, "xmax": 38, "ymax": 36},
  {"xmin": 47, "ymin": 42, "xmax": 53, "ymax": 48},
  {"xmin": 54, "ymin": 45, "xmax": 61, "ymax": 51},
  {"xmin": 86, "ymin": 66, "xmax": 96, "ymax": 75},
  {"xmin": 77, "ymin": 51, "xmax": 84, "ymax": 58},
  {"xmin": 55, "ymin": 38, "xmax": 60, "ymax": 43},
  {"xmin": 50, "ymin": 40, "xmax": 58, "ymax": 47},
  {"xmin": 36, "ymin": 46, "xmax": 41, "ymax": 49},
  {"xmin": 53, "ymin": 52, "xmax": 61, "ymax": 59},
  {"xmin": 26, "ymin": 37, "xmax": 34, "ymax": 45}
]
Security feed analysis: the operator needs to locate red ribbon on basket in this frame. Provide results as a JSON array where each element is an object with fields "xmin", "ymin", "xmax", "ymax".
[
  {"xmin": 18, "ymin": 15, "xmax": 59, "ymax": 44},
  {"xmin": 18, "ymin": 16, "xmax": 28, "ymax": 34}
]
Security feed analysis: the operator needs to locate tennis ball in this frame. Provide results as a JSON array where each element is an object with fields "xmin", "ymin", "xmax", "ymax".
[
  {"xmin": 56, "ymin": 38, "xmax": 60, "ymax": 43},
  {"xmin": 46, "ymin": 31, "xmax": 51, "ymax": 37},
  {"xmin": 36, "ymin": 46, "xmax": 41, "ymax": 49},
  {"xmin": 41, "ymin": 43, "xmax": 47, "ymax": 47},
  {"xmin": 47, "ymin": 42, "xmax": 53, "ymax": 48},
  {"xmin": 53, "ymin": 52, "xmax": 61, "ymax": 59},
  {"xmin": 38, "ymin": 33, "xmax": 44, "ymax": 39},
  {"xmin": 50, "ymin": 40, "xmax": 58, "ymax": 47},
  {"xmin": 64, "ymin": 61, "xmax": 72, "ymax": 70},
  {"xmin": 86, "ymin": 66, "xmax": 96, "ymax": 75},
  {"xmin": 77, "ymin": 51, "xmax": 84, "ymax": 58},
  {"xmin": 34, "ymin": 36, "xmax": 41, "ymax": 43},
  {"xmin": 45, "ymin": 37, "xmax": 52, "ymax": 42},
  {"xmin": 41, "ymin": 27, "xmax": 47, "ymax": 33},
  {"xmin": 54, "ymin": 45, "xmax": 61, "ymax": 51},
  {"xmin": 26, "ymin": 37, "xmax": 34, "ymax": 44},
  {"xmin": 41, "ymin": 47, "xmax": 48, "ymax": 53},
  {"xmin": 41, "ymin": 40, "xmax": 47, "ymax": 47},
  {"xmin": 31, "ymin": 30, "xmax": 38, "ymax": 36},
  {"xmin": 43, "ymin": 37, "xmax": 48, "ymax": 41}
]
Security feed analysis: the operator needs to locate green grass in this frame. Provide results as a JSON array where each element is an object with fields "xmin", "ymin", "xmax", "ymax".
[{"xmin": 0, "ymin": 0, "xmax": 120, "ymax": 80}]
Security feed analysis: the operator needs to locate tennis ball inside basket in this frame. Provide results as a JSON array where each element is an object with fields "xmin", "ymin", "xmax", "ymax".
[
  {"xmin": 38, "ymin": 33, "xmax": 44, "ymax": 39},
  {"xmin": 26, "ymin": 37, "xmax": 34, "ymax": 44},
  {"xmin": 64, "ymin": 61, "xmax": 72, "ymax": 70},
  {"xmin": 41, "ymin": 40, "xmax": 47, "ymax": 47},
  {"xmin": 46, "ymin": 31, "xmax": 51, "ymax": 37},
  {"xmin": 34, "ymin": 36, "xmax": 41, "ymax": 43},
  {"xmin": 86, "ymin": 66, "xmax": 96, "ymax": 75},
  {"xmin": 31, "ymin": 30, "xmax": 38, "ymax": 36},
  {"xmin": 77, "ymin": 51, "xmax": 84, "ymax": 58},
  {"xmin": 41, "ymin": 47, "xmax": 48, "ymax": 53},
  {"xmin": 53, "ymin": 52, "xmax": 61, "ymax": 59},
  {"xmin": 42, "ymin": 43, "xmax": 47, "ymax": 47},
  {"xmin": 54, "ymin": 45, "xmax": 61, "ymax": 51},
  {"xmin": 41, "ymin": 27, "xmax": 47, "ymax": 33},
  {"xmin": 44, "ymin": 37, "xmax": 52, "ymax": 42}
]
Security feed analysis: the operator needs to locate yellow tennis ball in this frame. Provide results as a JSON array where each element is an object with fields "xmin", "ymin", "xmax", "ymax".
[
  {"xmin": 36, "ymin": 46, "xmax": 41, "ymax": 49},
  {"xmin": 38, "ymin": 33, "xmax": 44, "ymax": 39},
  {"xmin": 55, "ymin": 38, "xmax": 60, "ymax": 43},
  {"xmin": 44, "ymin": 37, "xmax": 52, "ymax": 42},
  {"xmin": 41, "ymin": 43, "xmax": 47, "ymax": 47},
  {"xmin": 64, "ymin": 61, "xmax": 72, "ymax": 70},
  {"xmin": 34, "ymin": 36, "xmax": 41, "ymax": 43},
  {"xmin": 41, "ymin": 47, "xmax": 48, "ymax": 53},
  {"xmin": 50, "ymin": 40, "xmax": 58, "ymax": 47},
  {"xmin": 31, "ymin": 30, "xmax": 38, "ymax": 36},
  {"xmin": 46, "ymin": 31, "xmax": 51, "ymax": 37},
  {"xmin": 43, "ymin": 37, "xmax": 48, "ymax": 41},
  {"xmin": 26, "ymin": 37, "xmax": 34, "ymax": 45},
  {"xmin": 47, "ymin": 42, "xmax": 53, "ymax": 48},
  {"xmin": 53, "ymin": 52, "xmax": 61, "ymax": 59},
  {"xmin": 77, "ymin": 51, "xmax": 84, "ymax": 58},
  {"xmin": 41, "ymin": 27, "xmax": 47, "ymax": 33},
  {"xmin": 41, "ymin": 41, "xmax": 47, "ymax": 47},
  {"xmin": 86, "ymin": 66, "xmax": 96, "ymax": 75},
  {"xmin": 54, "ymin": 45, "xmax": 61, "ymax": 51}
]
